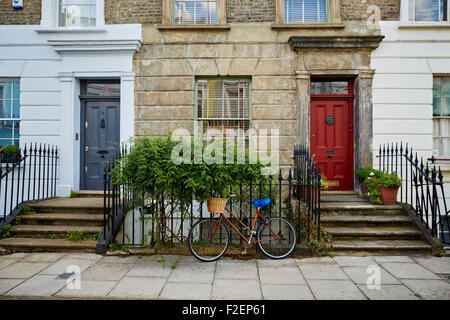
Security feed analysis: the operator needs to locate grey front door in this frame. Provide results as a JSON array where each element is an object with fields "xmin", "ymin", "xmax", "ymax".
[{"xmin": 82, "ymin": 100, "xmax": 120, "ymax": 190}]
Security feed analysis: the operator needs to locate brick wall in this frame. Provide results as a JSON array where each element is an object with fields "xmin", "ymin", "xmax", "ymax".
[
  {"xmin": 227, "ymin": 0, "xmax": 275, "ymax": 22},
  {"xmin": 341, "ymin": 0, "xmax": 400, "ymax": 21},
  {"xmin": 104, "ymin": 0, "xmax": 162, "ymax": 24},
  {"xmin": 0, "ymin": 0, "xmax": 41, "ymax": 25}
]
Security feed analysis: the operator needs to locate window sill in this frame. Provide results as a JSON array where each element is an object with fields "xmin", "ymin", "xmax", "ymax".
[
  {"xmin": 398, "ymin": 22, "xmax": 450, "ymax": 29},
  {"xmin": 156, "ymin": 24, "xmax": 231, "ymax": 31},
  {"xmin": 271, "ymin": 23, "xmax": 345, "ymax": 30},
  {"xmin": 35, "ymin": 26, "xmax": 108, "ymax": 33}
]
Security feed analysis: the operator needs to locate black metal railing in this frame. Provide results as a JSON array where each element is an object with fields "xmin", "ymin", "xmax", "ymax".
[
  {"xmin": 0, "ymin": 144, "xmax": 59, "ymax": 228},
  {"xmin": 97, "ymin": 145, "xmax": 322, "ymax": 252},
  {"xmin": 293, "ymin": 144, "xmax": 322, "ymax": 242},
  {"xmin": 377, "ymin": 143, "xmax": 450, "ymax": 245}
]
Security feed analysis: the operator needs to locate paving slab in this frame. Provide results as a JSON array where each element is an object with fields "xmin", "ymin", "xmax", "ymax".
[
  {"xmin": 401, "ymin": 280, "xmax": 450, "ymax": 300},
  {"xmin": 0, "ymin": 262, "xmax": 51, "ymax": 279},
  {"xmin": 261, "ymin": 284, "xmax": 314, "ymax": 300},
  {"xmin": 98, "ymin": 256, "xmax": 139, "ymax": 264},
  {"xmin": 373, "ymin": 256, "xmax": 415, "ymax": 263},
  {"xmin": 257, "ymin": 258, "xmax": 297, "ymax": 268},
  {"xmin": 357, "ymin": 284, "xmax": 419, "ymax": 300},
  {"xmin": 333, "ymin": 256, "xmax": 377, "ymax": 267},
  {"xmin": 81, "ymin": 262, "xmax": 133, "ymax": 281},
  {"xmin": 296, "ymin": 257, "xmax": 335, "ymax": 265},
  {"xmin": 0, "ymin": 279, "xmax": 26, "ymax": 295},
  {"xmin": 212, "ymin": 279, "xmax": 262, "ymax": 300},
  {"xmin": 21, "ymin": 253, "xmax": 68, "ymax": 263},
  {"xmin": 307, "ymin": 280, "xmax": 367, "ymax": 300},
  {"xmin": 381, "ymin": 263, "xmax": 441, "ymax": 280},
  {"xmin": 299, "ymin": 263, "xmax": 349, "ymax": 280},
  {"xmin": 0, "ymin": 253, "xmax": 29, "ymax": 260},
  {"xmin": 159, "ymin": 282, "xmax": 212, "ymax": 300},
  {"xmin": 39, "ymin": 258, "xmax": 96, "ymax": 275},
  {"xmin": 342, "ymin": 266, "xmax": 401, "ymax": 285},
  {"xmin": 107, "ymin": 276, "xmax": 167, "ymax": 299},
  {"xmin": 168, "ymin": 261, "xmax": 215, "ymax": 283},
  {"xmin": 56, "ymin": 280, "xmax": 117, "ymax": 298},
  {"xmin": 258, "ymin": 267, "xmax": 306, "ymax": 284},
  {"xmin": 4, "ymin": 275, "xmax": 66, "ymax": 297},
  {"xmin": 0, "ymin": 259, "xmax": 18, "ymax": 271},
  {"xmin": 412, "ymin": 257, "xmax": 450, "ymax": 274},
  {"xmin": 126, "ymin": 260, "xmax": 173, "ymax": 278},
  {"xmin": 63, "ymin": 253, "xmax": 102, "ymax": 261},
  {"xmin": 215, "ymin": 259, "xmax": 258, "ymax": 280}
]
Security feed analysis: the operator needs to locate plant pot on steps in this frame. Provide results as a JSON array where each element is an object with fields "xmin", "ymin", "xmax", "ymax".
[
  {"xmin": 378, "ymin": 186, "xmax": 399, "ymax": 206},
  {"xmin": 207, "ymin": 197, "xmax": 228, "ymax": 214}
]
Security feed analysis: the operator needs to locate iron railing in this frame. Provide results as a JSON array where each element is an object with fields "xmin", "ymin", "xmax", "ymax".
[
  {"xmin": 97, "ymin": 145, "xmax": 323, "ymax": 252},
  {"xmin": 377, "ymin": 143, "xmax": 450, "ymax": 245},
  {"xmin": 0, "ymin": 144, "xmax": 59, "ymax": 228},
  {"xmin": 293, "ymin": 144, "xmax": 322, "ymax": 242}
]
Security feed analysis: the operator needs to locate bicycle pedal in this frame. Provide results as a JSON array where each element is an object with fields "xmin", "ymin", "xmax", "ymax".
[{"xmin": 241, "ymin": 250, "xmax": 247, "ymax": 255}]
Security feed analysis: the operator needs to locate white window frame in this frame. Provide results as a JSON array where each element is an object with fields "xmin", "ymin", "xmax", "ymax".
[
  {"xmin": 400, "ymin": 0, "xmax": 449, "ymax": 25},
  {"xmin": 41, "ymin": 0, "xmax": 105, "ymax": 28},
  {"xmin": 283, "ymin": 0, "xmax": 329, "ymax": 24},
  {"xmin": 0, "ymin": 79, "xmax": 20, "ymax": 147},
  {"xmin": 433, "ymin": 76, "xmax": 450, "ymax": 159}
]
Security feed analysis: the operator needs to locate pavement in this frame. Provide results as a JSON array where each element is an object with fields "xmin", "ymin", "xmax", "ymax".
[{"xmin": 0, "ymin": 252, "xmax": 449, "ymax": 300}]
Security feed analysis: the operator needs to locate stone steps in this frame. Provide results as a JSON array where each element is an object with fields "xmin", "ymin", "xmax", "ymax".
[
  {"xmin": 11, "ymin": 224, "xmax": 102, "ymax": 238},
  {"xmin": 320, "ymin": 192, "xmax": 432, "ymax": 255},
  {"xmin": 328, "ymin": 240, "xmax": 432, "ymax": 256},
  {"xmin": 320, "ymin": 215, "xmax": 412, "ymax": 227},
  {"xmin": 323, "ymin": 226, "xmax": 422, "ymax": 241},
  {"xmin": 0, "ymin": 192, "xmax": 105, "ymax": 253},
  {"xmin": 20, "ymin": 213, "xmax": 104, "ymax": 226},
  {"xmin": 0, "ymin": 238, "xmax": 98, "ymax": 253}
]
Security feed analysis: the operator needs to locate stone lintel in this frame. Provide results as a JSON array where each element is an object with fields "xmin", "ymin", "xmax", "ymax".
[{"xmin": 289, "ymin": 35, "xmax": 385, "ymax": 51}]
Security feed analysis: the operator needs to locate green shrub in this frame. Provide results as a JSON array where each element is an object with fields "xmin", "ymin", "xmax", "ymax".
[
  {"xmin": 378, "ymin": 171, "xmax": 402, "ymax": 189},
  {"xmin": 0, "ymin": 144, "xmax": 19, "ymax": 156},
  {"xmin": 113, "ymin": 134, "xmax": 269, "ymax": 203},
  {"xmin": 355, "ymin": 168, "xmax": 382, "ymax": 180}
]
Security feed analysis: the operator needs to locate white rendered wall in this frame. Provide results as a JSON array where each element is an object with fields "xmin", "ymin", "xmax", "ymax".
[
  {"xmin": 0, "ymin": 24, "xmax": 141, "ymax": 197},
  {"xmin": 371, "ymin": 21, "xmax": 450, "ymax": 212}
]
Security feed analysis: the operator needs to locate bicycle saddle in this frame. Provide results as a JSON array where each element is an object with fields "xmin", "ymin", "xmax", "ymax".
[{"xmin": 251, "ymin": 198, "xmax": 270, "ymax": 209}]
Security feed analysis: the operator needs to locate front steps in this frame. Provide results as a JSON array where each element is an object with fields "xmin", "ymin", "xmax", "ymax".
[
  {"xmin": 0, "ymin": 191, "xmax": 104, "ymax": 253},
  {"xmin": 321, "ymin": 191, "xmax": 433, "ymax": 255}
]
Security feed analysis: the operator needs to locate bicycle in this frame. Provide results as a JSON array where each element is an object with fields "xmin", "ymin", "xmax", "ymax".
[{"xmin": 187, "ymin": 197, "xmax": 297, "ymax": 262}]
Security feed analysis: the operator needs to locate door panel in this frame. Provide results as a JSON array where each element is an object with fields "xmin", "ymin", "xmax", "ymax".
[
  {"xmin": 311, "ymin": 98, "xmax": 353, "ymax": 190},
  {"xmin": 83, "ymin": 101, "xmax": 120, "ymax": 190}
]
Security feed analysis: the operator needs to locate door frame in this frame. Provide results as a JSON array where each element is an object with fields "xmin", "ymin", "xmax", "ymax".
[
  {"xmin": 310, "ymin": 79, "xmax": 355, "ymax": 190},
  {"xmin": 79, "ymin": 97, "xmax": 120, "ymax": 190}
]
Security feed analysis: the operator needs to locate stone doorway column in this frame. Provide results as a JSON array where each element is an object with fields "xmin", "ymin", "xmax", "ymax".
[{"xmin": 296, "ymin": 69, "xmax": 311, "ymax": 146}]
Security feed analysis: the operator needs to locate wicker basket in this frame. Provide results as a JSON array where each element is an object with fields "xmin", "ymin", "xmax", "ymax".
[{"xmin": 207, "ymin": 197, "xmax": 228, "ymax": 214}]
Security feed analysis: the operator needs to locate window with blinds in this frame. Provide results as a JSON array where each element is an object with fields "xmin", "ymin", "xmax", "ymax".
[
  {"xmin": 409, "ymin": 0, "xmax": 449, "ymax": 22},
  {"xmin": 433, "ymin": 76, "xmax": 450, "ymax": 157},
  {"xmin": 174, "ymin": 0, "xmax": 217, "ymax": 24},
  {"xmin": 196, "ymin": 79, "xmax": 251, "ymax": 140},
  {"xmin": 284, "ymin": 0, "xmax": 328, "ymax": 23}
]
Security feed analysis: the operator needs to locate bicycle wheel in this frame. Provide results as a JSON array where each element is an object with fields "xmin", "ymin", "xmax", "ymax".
[
  {"xmin": 188, "ymin": 218, "xmax": 229, "ymax": 262},
  {"xmin": 256, "ymin": 217, "xmax": 296, "ymax": 259}
]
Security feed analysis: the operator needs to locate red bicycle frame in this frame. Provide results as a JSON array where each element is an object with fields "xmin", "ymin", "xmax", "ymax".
[{"xmin": 211, "ymin": 207, "xmax": 280, "ymax": 244}]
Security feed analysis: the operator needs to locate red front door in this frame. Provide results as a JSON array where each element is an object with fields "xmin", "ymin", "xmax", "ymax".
[{"xmin": 310, "ymin": 97, "xmax": 354, "ymax": 190}]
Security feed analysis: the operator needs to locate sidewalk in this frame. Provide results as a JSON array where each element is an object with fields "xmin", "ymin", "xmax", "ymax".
[{"xmin": 0, "ymin": 252, "xmax": 449, "ymax": 300}]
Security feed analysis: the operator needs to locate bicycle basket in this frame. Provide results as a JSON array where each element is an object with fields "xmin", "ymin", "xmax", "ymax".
[{"xmin": 207, "ymin": 197, "xmax": 228, "ymax": 214}]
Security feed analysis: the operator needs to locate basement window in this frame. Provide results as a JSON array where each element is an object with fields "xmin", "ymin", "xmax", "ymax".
[{"xmin": 0, "ymin": 79, "xmax": 20, "ymax": 147}]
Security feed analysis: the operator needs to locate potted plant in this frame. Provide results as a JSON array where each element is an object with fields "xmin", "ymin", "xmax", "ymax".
[
  {"xmin": 0, "ymin": 144, "xmax": 20, "ymax": 163},
  {"xmin": 355, "ymin": 168, "xmax": 380, "ymax": 195},
  {"xmin": 377, "ymin": 171, "xmax": 402, "ymax": 206}
]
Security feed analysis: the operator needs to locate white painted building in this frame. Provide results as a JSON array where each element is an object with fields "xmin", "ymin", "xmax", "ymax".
[
  {"xmin": 0, "ymin": 0, "xmax": 141, "ymax": 196},
  {"xmin": 372, "ymin": 0, "xmax": 450, "ymax": 208}
]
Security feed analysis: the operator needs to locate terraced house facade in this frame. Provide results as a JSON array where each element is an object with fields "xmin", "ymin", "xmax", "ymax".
[{"xmin": 1, "ymin": 0, "xmax": 450, "ymax": 198}]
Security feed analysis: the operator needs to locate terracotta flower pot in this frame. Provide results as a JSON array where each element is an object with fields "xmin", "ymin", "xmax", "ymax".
[
  {"xmin": 207, "ymin": 197, "xmax": 228, "ymax": 214},
  {"xmin": 378, "ymin": 186, "xmax": 399, "ymax": 205}
]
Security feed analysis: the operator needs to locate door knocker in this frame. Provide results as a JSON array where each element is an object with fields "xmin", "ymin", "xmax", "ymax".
[{"xmin": 326, "ymin": 115, "xmax": 335, "ymax": 126}]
